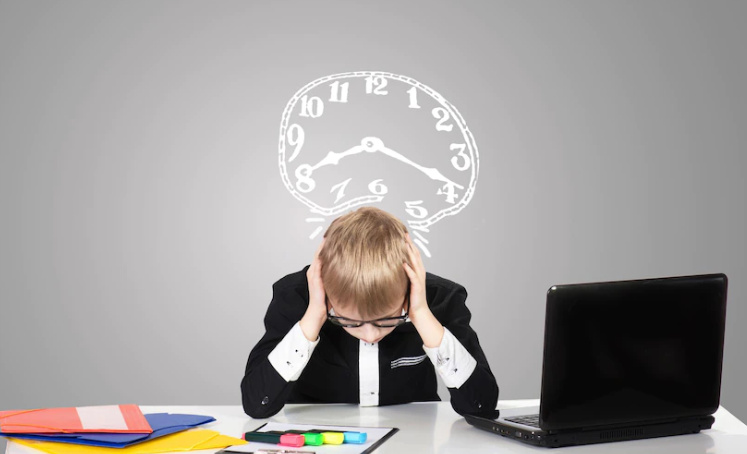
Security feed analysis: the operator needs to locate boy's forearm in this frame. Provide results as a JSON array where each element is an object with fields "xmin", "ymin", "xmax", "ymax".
[
  {"xmin": 410, "ymin": 308, "xmax": 445, "ymax": 348},
  {"xmin": 299, "ymin": 310, "xmax": 326, "ymax": 342}
]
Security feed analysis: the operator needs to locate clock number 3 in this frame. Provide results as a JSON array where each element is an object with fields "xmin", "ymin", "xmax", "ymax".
[{"xmin": 450, "ymin": 143, "xmax": 471, "ymax": 171}]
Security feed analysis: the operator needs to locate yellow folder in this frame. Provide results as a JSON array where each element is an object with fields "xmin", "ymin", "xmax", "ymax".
[{"xmin": 10, "ymin": 429, "xmax": 246, "ymax": 454}]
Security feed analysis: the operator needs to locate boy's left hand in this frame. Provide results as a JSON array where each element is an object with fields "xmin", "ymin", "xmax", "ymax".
[
  {"xmin": 403, "ymin": 232, "xmax": 444, "ymax": 348},
  {"xmin": 403, "ymin": 232, "xmax": 430, "ymax": 321}
]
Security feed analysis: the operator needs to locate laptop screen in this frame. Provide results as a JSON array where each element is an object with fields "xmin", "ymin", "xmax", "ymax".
[{"xmin": 539, "ymin": 274, "xmax": 727, "ymax": 431}]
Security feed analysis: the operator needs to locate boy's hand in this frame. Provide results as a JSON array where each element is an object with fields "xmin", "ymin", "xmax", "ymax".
[
  {"xmin": 403, "ymin": 233, "xmax": 445, "ymax": 348},
  {"xmin": 300, "ymin": 238, "xmax": 327, "ymax": 342},
  {"xmin": 403, "ymin": 233, "xmax": 428, "ymax": 316}
]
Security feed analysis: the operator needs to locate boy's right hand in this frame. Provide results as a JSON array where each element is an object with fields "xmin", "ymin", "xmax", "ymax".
[{"xmin": 300, "ymin": 238, "xmax": 327, "ymax": 342}]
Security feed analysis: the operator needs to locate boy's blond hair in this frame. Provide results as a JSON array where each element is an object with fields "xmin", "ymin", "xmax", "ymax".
[{"xmin": 320, "ymin": 207, "xmax": 411, "ymax": 319}]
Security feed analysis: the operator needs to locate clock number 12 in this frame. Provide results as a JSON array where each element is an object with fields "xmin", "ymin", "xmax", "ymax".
[{"xmin": 365, "ymin": 76, "xmax": 388, "ymax": 95}]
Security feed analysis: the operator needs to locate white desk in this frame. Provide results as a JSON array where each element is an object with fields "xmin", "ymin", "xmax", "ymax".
[{"xmin": 5, "ymin": 400, "xmax": 747, "ymax": 453}]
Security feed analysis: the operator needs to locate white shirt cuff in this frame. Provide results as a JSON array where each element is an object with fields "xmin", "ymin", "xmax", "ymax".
[
  {"xmin": 267, "ymin": 322, "xmax": 320, "ymax": 382},
  {"xmin": 423, "ymin": 327, "xmax": 477, "ymax": 389}
]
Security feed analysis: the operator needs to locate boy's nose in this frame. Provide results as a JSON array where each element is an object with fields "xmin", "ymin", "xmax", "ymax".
[{"xmin": 360, "ymin": 325, "xmax": 382, "ymax": 343}]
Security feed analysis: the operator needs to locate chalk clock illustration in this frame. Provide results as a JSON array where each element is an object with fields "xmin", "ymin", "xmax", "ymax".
[{"xmin": 278, "ymin": 71, "xmax": 479, "ymax": 257}]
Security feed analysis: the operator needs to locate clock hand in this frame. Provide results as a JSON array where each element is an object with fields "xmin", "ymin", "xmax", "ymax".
[
  {"xmin": 363, "ymin": 137, "xmax": 465, "ymax": 190},
  {"xmin": 304, "ymin": 144, "xmax": 367, "ymax": 174}
]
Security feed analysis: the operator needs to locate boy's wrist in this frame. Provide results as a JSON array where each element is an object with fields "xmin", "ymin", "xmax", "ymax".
[
  {"xmin": 409, "ymin": 307, "xmax": 444, "ymax": 349},
  {"xmin": 299, "ymin": 310, "xmax": 326, "ymax": 342}
]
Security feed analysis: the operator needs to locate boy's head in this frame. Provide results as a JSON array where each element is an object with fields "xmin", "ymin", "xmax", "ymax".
[{"xmin": 320, "ymin": 207, "xmax": 412, "ymax": 325}]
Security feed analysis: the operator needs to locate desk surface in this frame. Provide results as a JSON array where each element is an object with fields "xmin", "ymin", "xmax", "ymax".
[{"xmin": 6, "ymin": 400, "xmax": 747, "ymax": 453}]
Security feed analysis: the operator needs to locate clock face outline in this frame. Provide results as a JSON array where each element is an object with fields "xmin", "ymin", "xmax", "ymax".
[{"xmin": 278, "ymin": 71, "xmax": 479, "ymax": 230}]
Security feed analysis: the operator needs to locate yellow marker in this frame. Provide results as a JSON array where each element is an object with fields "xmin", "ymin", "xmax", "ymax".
[{"xmin": 321, "ymin": 431, "xmax": 344, "ymax": 444}]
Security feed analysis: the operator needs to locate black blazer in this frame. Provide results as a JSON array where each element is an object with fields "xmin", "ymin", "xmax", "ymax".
[{"xmin": 241, "ymin": 266, "xmax": 499, "ymax": 419}]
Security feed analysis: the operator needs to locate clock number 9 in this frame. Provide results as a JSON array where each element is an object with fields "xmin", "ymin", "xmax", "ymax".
[
  {"xmin": 365, "ymin": 76, "xmax": 389, "ymax": 95},
  {"xmin": 432, "ymin": 107, "xmax": 454, "ymax": 132},
  {"xmin": 286, "ymin": 124, "xmax": 305, "ymax": 163},
  {"xmin": 368, "ymin": 179, "xmax": 388, "ymax": 195},
  {"xmin": 295, "ymin": 164, "xmax": 315, "ymax": 193},
  {"xmin": 405, "ymin": 200, "xmax": 428, "ymax": 219},
  {"xmin": 449, "ymin": 143, "xmax": 471, "ymax": 171}
]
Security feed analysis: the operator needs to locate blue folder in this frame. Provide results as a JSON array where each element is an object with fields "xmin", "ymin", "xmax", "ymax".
[{"xmin": 0, "ymin": 413, "xmax": 215, "ymax": 448}]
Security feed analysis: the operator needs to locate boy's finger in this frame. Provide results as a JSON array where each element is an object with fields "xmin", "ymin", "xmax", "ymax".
[
  {"xmin": 314, "ymin": 239, "xmax": 325, "ymax": 258},
  {"xmin": 404, "ymin": 261, "xmax": 420, "ymax": 279},
  {"xmin": 403, "ymin": 262, "xmax": 414, "ymax": 278}
]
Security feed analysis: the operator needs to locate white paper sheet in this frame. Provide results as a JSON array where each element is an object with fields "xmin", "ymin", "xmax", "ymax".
[{"xmin": 223, "ymin": 422, "xmax": 398, "ymax": 454}]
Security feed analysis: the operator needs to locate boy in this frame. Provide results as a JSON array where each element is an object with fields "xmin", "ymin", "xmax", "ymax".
[{"xmin": 241, "ymin": 207, "xmax": 499, "ymax": 418}]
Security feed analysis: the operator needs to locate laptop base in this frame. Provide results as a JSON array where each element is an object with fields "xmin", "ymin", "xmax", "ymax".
[{"xmin": 464, "ymin": 414, "xmax": 715, "ymax": 448}]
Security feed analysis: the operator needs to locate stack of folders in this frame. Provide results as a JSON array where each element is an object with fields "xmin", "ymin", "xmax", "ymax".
[{"xmin": 0, "ymin": 405, "xmax": 246, "ymax": 454}]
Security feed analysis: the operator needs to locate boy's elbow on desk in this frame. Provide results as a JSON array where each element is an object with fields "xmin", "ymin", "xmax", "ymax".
[
  {"xmin": 241, "ymin": 380, "xmax": 285, "ymax": 419},
  {"xmin": 242, "ymin": 395, "xmax": 284, "ymax": 419}
]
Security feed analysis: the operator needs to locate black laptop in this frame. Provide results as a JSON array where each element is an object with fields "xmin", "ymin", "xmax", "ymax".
[{"xmin": 465, "ymin": 273, "xmax": 728, "ymax": 448}]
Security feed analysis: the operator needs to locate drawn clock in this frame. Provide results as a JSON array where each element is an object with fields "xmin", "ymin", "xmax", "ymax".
[{"xmin": 278, "ymin": 71, "xmax": 479, "ymax": 256}]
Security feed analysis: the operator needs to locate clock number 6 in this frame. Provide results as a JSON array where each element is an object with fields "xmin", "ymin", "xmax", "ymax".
[
  {"xmin": 368, "ymin": 179, "xmax": 388, "ymax": 195},
  {"xmin": 450, "ymin": 143, "xmax": 471, "ymax": 171},
  {"xmin": 432, "ymin": 107, "xmax": 454, "ymax": 131}
]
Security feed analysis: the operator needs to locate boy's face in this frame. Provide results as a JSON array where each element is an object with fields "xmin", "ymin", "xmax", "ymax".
[{"xmin": 326, "ymin": 292, "xmax": 409, "ymax": 344}]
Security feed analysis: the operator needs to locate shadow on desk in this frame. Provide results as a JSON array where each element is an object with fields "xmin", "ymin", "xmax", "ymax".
[{"xmin": 438, "ymin": 417, "xmax": 726, "ymax": 453}]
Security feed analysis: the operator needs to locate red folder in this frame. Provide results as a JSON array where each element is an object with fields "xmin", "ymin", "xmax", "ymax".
[{"xmin": 0, "ymin": 405, "xmax": 152, "ymax": 434}]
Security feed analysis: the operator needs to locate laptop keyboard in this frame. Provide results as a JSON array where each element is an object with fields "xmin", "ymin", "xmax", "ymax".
[{"xmin": 505, "ymin": 414, "xmax": 540, "ymax": 428}]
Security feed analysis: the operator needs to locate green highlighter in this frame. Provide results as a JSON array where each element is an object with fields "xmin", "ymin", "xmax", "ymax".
[{"xmin": 300, "ymin": 432, "xmax": 324, "ymax": 446}]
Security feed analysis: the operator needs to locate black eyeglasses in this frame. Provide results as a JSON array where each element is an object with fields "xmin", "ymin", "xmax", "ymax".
[{"xmin": 326, "ymin": 289, "xmax": 410, "ymax": 328}]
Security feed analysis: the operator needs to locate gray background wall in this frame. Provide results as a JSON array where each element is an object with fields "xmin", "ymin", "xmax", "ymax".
[{"xmin": 1, "ymin": 0, "xmax": 745, "ymax": 448}]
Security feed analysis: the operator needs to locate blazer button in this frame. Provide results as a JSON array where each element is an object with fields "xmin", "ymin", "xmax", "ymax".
[{"xmin": 261, "ymin": 396, "xmax": 269, "ymax": 405}]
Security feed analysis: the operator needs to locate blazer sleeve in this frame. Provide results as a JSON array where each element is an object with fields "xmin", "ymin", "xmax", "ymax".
[
  {"xmin": 240, "ymin": 281, "xmax": 309, "ymax": 418},
  {"xmin": 432, "ymin": 282, "xmax": 500, "ymax": 418}
]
